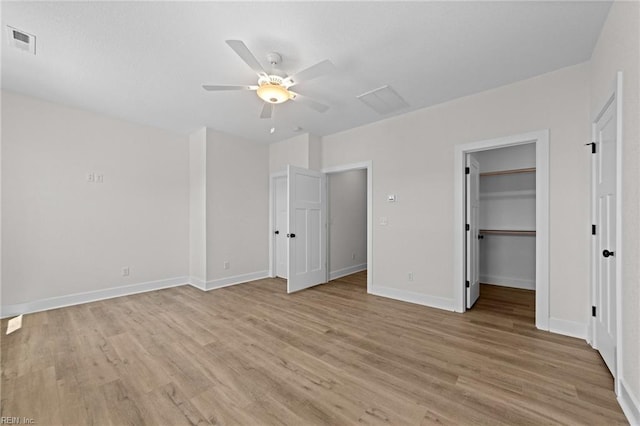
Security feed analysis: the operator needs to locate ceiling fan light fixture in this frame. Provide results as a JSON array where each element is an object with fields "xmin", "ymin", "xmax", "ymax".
[{"xmin": 257, "ymin": 83, "xmax": 291, "ymax": 104}]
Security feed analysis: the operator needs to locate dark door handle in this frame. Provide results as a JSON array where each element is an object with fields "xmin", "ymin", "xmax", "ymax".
[
  {"xmin": 603, "ymin": 249, "xmax": 615, "ymax": 258},
  {"xmin": 287, "ymin": 233, "xmax": 296, "ymax": 238},
  {"xmin": 274, "ymin": 230, "xmax": 279, "ymax": 235},
  {"xmin": 478, "ymin": 234, "xmax": 484, "ymax": 240}
]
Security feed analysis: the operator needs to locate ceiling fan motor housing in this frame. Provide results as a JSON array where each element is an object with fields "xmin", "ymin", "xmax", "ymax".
[
  {"xmin": 266, "ymin": 52, "xmax": 282, "ymax": 66},
  {"xmin": 259, "ymin": 75, "xmax": 285, "ymax": 86}
]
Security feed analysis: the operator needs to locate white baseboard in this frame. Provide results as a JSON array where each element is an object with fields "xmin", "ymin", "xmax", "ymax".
[
  {"xmin": 189, "ymin": 276, "xmax": 206, "ymax": 291},
  {"xmin": 0, "ymin": 276, "xmax": 190, "ymax": 319},
  {"xmin": 548, "ymin": 317, "xmax": 587, "ymax": 339},
  {"xmin": 480, "ymin": 275, "xmax": 535, "ymax": 290},
  {"xmin": 619, "ymin": 378, "xmax": 640, "ymax": 426},
  {"xmin": 203, "ymin": 270, "xmax": 269, "ymax": 291},
  {"xmin": 329, "ymin": 264, "xmax": 367, "ymax": 281},
  {"xmin": 370, "ymin": 285, "xmax": 454, "ymax": 312}
]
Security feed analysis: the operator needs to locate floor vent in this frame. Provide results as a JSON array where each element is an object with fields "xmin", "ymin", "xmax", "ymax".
[{"xmin": 6, "ymin": 26, "xmax": 36, "ymax": 55}]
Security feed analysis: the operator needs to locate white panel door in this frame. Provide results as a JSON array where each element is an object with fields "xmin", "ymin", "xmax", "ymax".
[
  {"xmin": 593, "ymin": 96, "xmax": 617, "ymax": 377},
  {"xmin": 466, "ymin": 156, "xmax": 480, "ymax": 308},
  {"xmin": 274, "ymin": 176, "xmax": 288, "ymax": 279},
  {"xmin": 287, "ymin": 165, "xmax": 327, "ymax": 293}
]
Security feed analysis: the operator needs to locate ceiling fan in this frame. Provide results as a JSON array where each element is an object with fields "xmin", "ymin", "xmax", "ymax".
[{"xmin": 203, "ymin": 40, "xmax": 335, "ymax": 120}]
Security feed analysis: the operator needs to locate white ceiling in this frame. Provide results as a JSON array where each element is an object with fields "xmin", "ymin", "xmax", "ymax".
[{"xmin": 1, "ymin": 1, "xmax": 611, "ymax": 143}]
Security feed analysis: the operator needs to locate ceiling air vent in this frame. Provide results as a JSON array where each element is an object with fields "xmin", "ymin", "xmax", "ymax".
[
  {"xmin": 357, "ymin": 85, "xmax": 409, "ymax": 115},
  {"xmin": 6, "ymin": 26, "xmax": 36, "ymax": 55}
]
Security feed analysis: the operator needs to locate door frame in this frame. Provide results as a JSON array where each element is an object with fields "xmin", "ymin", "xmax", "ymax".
[
  {"xmin": 321, "ymin": 161, "xmax": 373, "ymax": 293},
  {"xmin": 453, "ymin": 130, "xmax": 550, "ymax": 331},
  {"xmin": 268, "ymin": 171, "xmax": 287, "ymax": 278},
  {"xmin": 589, "ymin": 71, "xmax": 623, "ymax": 394}
]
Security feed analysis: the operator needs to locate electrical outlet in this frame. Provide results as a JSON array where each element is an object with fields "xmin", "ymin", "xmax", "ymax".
[
  {"xmin": 121, "ymin": 267, "xmax": 130, "ymax": 277},
  {"xmin": 408, "ymin": 272, "xmax": 414, "ymax": 281},
  {"xmin": 96, "ymin": 174, "xmax": 104, "ymax": 183},
  {"xmin": 87, "ymin": 173, "xmax": 95, "ymax": 183},
  {"xmin": 223, "ymin": 261, "xmax": 230, "ymax": 270}
]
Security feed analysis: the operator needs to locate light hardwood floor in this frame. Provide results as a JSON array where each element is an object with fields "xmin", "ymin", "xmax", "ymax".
[{"xmin": 1, "ymin": 272, "xmax": 627, "ymax": 425}]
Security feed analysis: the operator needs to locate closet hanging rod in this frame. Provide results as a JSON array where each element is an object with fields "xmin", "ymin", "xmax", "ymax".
[
  {"xmin": 479, "ymin": 167, "xmax": 536, "ymax": 177},
  {"xmin": 479, "ymin": 229, "xmax": 536, "ymax": 236}
]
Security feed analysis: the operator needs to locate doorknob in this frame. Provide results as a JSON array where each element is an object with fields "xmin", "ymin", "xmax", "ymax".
[
  {"xmin": 274, "ymin": 230, "xmax": 279, "ymax": 235},
  {"xmin": 478, "ymin": 234, "xmax": 484, "ymax": 240},
  {"xmin": 287, "ymin": 233, "xmax": 296, "ymax": 238},
  {"xmin": 603, "ymin": 249, "xmax": 615, "ymax": 258}
]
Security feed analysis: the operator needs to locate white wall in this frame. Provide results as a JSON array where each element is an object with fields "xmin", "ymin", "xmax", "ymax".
[
  {"xmin": 189, "ymin": 128, "xmax": 207, "ymax": 286},
  {"xmin": 269, "ymin": 133, "xmax": 323, "ymax": 173},
  {"xmin": 322, "ymin": 63, "xmax": 590, "ymax": 326},
  {"xmin": 206, "ymin": 129, "xmax": 269, "ymax": 287},
  {"xmin": 328, "ymin": 169, "xmax": 367, "ymax": 279},
  {"xmin": 590, "ymin": 0, "xmax": 640, "ymax": 418},
  {"xmin": 1, "ymin": 91, "xmax": 189, "ymax": 312},
  {"xmin": 269, "ymin": 134, "xmax": 310, "ymax": 173},
  {"xmin": 480, "ymin": 173, "xmax": 536, "ymax": 230},
  {"xmin": 308, "ymin": 134, "xmax": 322, "ymax": 171},
  {"xmin": 479, "ymin": 235, "xmax": 535, "ymax": 290},
  {"xmin": 0, "ymin": 91, "xmax": 2, "ymax": 309}
]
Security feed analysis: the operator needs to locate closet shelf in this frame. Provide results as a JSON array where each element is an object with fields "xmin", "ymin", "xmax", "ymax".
[
  {"xmin": 480, "ymin": 167, "xmax": 536, "ymax": 177},
  {"xmin": 479, "ymin": 229, "xmax": 536, "ymax": 236}
]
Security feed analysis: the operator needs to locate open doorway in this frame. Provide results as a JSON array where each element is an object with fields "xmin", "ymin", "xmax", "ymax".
[
  {"xmin": 273, "ymin": 175, "xmax": 287, "ymax": 279},
  {"xmin": 327, "ymin": 169, "xmax": 367, "ymax": 281},
  {"xmin": 268, "ymin": 161, "xmax": 373, "ymax": 293},
  {"xmin": 466, "ymin": 144, "xmax": 537, "ymax": 325},
  {"xmin": 454, "ymin": 130, "xmax": 550, "ymax": 331}
]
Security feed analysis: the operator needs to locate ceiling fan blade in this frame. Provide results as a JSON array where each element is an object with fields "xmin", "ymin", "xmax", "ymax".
[
  {"xmin": 202, "ymin": 85, "xmax": 258, "ymax": 91},
  {"xmin": 284, "ymin": 60, "xmax": 335, "ymax": 88},
  {"xmin": 226, "ymin": 40, "xmax": 267, "ymax": 77},
  {"xmin": 260, "ymin": 103, "xmax": 273, "ymax": 119},
  {"xmin": 289, "ymin": 91, "xmax": 329, "ymax": 113}
]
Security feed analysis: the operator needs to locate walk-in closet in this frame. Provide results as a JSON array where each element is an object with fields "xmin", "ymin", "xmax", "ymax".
[{"xmin": 472, "ymin": 143, "xmax": 536, "ymax": 320}]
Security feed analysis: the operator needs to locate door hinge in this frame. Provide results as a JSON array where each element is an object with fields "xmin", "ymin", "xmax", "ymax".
[
  {"xmin": 465, "ymin": 280, "xmax": 470, "ymax": 288},
  {"xmin": 466, "ymin": 224, "xmax": 470, "ymax": 231},
  {"xmin": 592, "ymin": 224, "xmax": 596, "ymax": 235},
  {"xmin": 465, "ymin": 167, "xmax": 470, "ymax": 175},
  {"xmin": 585, "ymin": 142, "xmax": 596, "ymax": 154},
  {"xmin": 592, "ymin": 306, "xmax": 596, "ymax": 317}
]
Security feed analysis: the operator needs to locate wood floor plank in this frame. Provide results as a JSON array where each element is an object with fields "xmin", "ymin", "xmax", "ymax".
[
  {"xmin": 190, "ymin": 386, "xmax": 256, "ymax": 426},
  {"xmin": 100, "ymin": 378, "xmax": 150, "ymax": 426},
  {"xmin": 141, "ymin": 381, "xmax": 210, "ymax": 426},
  {"xmin": 108, "ymin": 332, "xmax": 172, "ymax": 394},
  {"xmin": 0, "ymin": 272, "xmax": 628, "ymax": 425}
]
